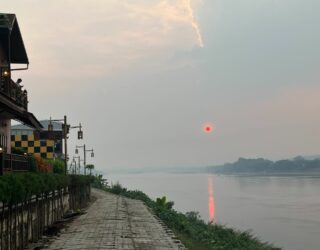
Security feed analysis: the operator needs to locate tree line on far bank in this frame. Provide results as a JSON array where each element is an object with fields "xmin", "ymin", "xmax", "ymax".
[{"xmin": 207, "ymin": 156, "xmax": 320, "ymax": 174}]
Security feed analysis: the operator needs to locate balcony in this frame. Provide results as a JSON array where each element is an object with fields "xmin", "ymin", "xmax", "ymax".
[
  {"xmin": 0, "ymin": 71, "xmax": 42, "ymax": 129},
  {"xmin": 0, "ymin": 74, "xmax": 28, "ymax": 111}
]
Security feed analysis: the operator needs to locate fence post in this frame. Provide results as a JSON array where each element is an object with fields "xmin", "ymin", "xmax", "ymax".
[
  {"xmin": 0, "ymin": 153, "xmax": 3, "ymax": 175},
  {"xmin": 10, "ymin": 154, "xmax": 12, "ymax": 172}
]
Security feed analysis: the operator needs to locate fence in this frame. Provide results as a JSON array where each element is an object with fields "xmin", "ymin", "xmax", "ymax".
[
  {"xmin": 0, "ymin": 184, "xmax": 91, "ymax": 249},
  {"xmin": 0, "ymin": 153, "xmax": 30, "ymax": 175}
]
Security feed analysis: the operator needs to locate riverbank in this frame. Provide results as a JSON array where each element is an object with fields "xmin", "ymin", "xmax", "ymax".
[{"xmin": 101, "ymin": 182, "xmax": 280, "ymax": 250}]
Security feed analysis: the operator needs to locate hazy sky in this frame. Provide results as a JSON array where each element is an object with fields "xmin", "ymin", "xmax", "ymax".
[{"xmin": 3, "ymin": 0, "xmax": 320, "ymax": 171}]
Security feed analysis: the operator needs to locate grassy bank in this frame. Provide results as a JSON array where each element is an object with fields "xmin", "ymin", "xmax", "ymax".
[{"xmin": 93, "ymin": 179, "xmax": 280, "ymax": 250}]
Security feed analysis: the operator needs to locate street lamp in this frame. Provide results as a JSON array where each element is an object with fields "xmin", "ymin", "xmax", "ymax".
[
  {"xmin": 69, "ymin": 158, "xmax": 77, "ymax": 174},
  {"xmin": 48, "ymin": 115, "xmax": 83, "ymax": 175},
  {"xmin": 1, "ymin": 68, "xmax": 10, "ymax": 77},
  {"xmin": 78, "ymin": 127, "xmax": 83, "ymax": 140},
  {"xmin": 73, "ymin": 156, "xmax": 81, "ymax": 175},
  {"xmin": 75, "ymin": 144, "xmax": 94, "ymax": 175}
]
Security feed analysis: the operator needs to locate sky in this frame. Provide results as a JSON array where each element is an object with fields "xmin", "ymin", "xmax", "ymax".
[{"xmin": 3, "ymin": 0, "xmax": 320, "ymax": 171}]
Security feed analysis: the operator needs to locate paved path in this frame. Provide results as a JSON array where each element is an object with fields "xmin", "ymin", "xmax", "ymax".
[{"xmin": 47, "ymin": 189, "xmax": 185, "ymax": 250}]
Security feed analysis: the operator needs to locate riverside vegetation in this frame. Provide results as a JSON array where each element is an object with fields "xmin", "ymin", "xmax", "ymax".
[{"xmin": 92, "ymin": 175, "xmax": 280, "ymax": 250}]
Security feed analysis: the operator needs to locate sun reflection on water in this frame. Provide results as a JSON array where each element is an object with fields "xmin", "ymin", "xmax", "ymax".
[{"xmin": 208, "ymin": 175, "xmax": 215, "ymax": 222}]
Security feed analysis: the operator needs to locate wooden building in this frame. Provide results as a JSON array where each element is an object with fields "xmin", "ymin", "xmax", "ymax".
[{"xmin": 0, "ymin": 13, "xmax": 42, "ymax": 173}]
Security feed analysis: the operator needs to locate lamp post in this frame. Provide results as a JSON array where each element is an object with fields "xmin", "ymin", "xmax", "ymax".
[
  {"xmin": 48, "ymin": 116, "xmax": 83, "ymax": 175},
  {"xmin": 75, "ymin": 144, "xmax": 94, "ymax": 175},
  {"xmin": 73, "ymin": 156, "xmax": 81, "ymax": 175},
  {"xmin": 70, "ymin": 158, "xmax": 76, "ymax": 174}
]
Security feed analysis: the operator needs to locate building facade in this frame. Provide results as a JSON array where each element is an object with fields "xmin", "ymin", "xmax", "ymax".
[
  {"xmin": 0, "ymin": 13, "xmax": 42, "ymax": 173},
  {"xmin": 11, "ymin": 120, "xmax": 63, "ymax": 159}
]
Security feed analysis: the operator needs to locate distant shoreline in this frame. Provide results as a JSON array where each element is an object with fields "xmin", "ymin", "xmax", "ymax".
[
  {"xmin": 209, "ymin": 172, "xmax": 320, "ymax": 177},
  {"xmin": 206, "ymin": 156, "xmax": 320, "ymax": 177}
]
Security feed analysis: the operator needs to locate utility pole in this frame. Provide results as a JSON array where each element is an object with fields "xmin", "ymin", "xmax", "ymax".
[
  {"xmin": 64, "ymin": 115, "xmax": 68, "ymax": 175},
  {"xmin": 83, "ymin": 144, "xmax": 86, "ymax": 175},
  {"xmin": 49, "ymin": 116, "xmax": 83, "ymax": 175}
]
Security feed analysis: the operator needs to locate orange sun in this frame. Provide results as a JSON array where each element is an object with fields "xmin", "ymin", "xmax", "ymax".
[{"xmin": 203, "ymin": 123, "xmax": 215, "ymax": 134}]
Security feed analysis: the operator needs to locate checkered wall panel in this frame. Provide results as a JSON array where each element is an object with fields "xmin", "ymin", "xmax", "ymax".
[{"xmin": 11, "ymin": 134, "xmax": 55, "ymax": 159}]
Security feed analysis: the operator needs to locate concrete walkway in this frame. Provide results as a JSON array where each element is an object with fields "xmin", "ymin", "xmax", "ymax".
[{"xmin": 47, "ymin": 189, "xmax": 185, "ymax": 250}]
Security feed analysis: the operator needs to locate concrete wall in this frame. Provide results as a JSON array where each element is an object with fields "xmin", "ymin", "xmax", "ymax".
[{"xmin": 0, "ymin": 185, "xmax": 91, "ymax": 250}]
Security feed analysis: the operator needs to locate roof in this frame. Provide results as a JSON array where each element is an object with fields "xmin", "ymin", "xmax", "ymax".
[
  {"xmin": 0, "ymin": 94, "xmax": 43, "ymax": 130},
  {"xmin": 0, "ymin": 13, "xmax": 29, "ymax": 64},
  {"xmin": 11, "ymin": 120, "xmax": 62, "ymax": 131}
]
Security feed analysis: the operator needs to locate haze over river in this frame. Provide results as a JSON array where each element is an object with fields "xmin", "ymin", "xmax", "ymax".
[{"xmin": 107, "ymin": 173, "xmax": 320, "ymax": 250}]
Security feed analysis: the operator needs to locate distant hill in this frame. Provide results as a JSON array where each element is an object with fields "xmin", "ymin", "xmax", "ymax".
[
  {"xmin": 207, "ymin": 156, "xmax": 320, "ymax": 175},
  {"xmin": 300, "ymin": 155, "xmax": 320, "ymax": 160}
]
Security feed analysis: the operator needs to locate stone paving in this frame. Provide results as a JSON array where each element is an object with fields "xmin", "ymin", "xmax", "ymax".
[{"xmin": 46, "ymin": 189, "xmax": 185, "ymax": 250}]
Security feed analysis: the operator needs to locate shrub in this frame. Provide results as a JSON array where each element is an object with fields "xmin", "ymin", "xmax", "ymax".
[
  {"xmin": 47, "ymin": 159, "xmax": 65, "ymax": 174},
  {"xmin": 91, "ymin": 174, "xmax": 108, "ymax": 189},
  {"xmin": 34, "ymin": 156, "xmax": 52, "ymax": 173},
  {"xmin": 28, "ymin": 155, "xmax": 38, "ymax": 172},
  {"xmin": 11, "ymin": 147, "xmax": 27, "ymax": 155},
  {"xmin": 0, "ymin": 173, "xmax": 92, "ymax": 205}
]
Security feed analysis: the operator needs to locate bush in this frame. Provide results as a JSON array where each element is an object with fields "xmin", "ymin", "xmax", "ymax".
[
  {"xmin": 0, "ymin": 173, "xmax": 92, "ymax": 205},
  {"xmin": 47, "ymin": 159, "xmax": 65, "ymax": 174},
  {"xmin": 28, "ymin": 155, "xmax": 38, "ymax": 172},
  {"xmin": 34, "ymin": 156, "xmax": 52, "ymax": 173},
  {"xmin": 91, "ymin": 174, "xmax": 108, "ymax": 189},
  {"xmin": 11, "ymin": 147, "xmax": 27, "ymax": 155}
]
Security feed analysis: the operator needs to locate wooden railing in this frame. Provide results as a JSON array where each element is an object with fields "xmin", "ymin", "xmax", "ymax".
[{"xmin": 0, "ymin": 76, "xmax": 28, "ymax": 110}]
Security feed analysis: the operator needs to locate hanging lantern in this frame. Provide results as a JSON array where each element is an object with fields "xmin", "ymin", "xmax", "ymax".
[{"xmin": 78, "ymin": 130, "xmax": 83, "ymax": 140}]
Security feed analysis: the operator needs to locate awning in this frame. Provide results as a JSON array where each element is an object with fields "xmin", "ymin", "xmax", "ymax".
[
  {"xmin": 0, "ymin": 94, "xmax": 43, "ymax": 130},
  {"xmin": 18, "ymin": 112, "xmax": 43, "ymax": 130}
]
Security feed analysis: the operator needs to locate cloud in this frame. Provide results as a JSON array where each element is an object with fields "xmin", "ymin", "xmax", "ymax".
[
  {"xmin": 3, "ymin": 0, "xmax": 204, "ymax": 79},
  {"xmin": 184, "ymin": 0, "xmax": 204, "ymax": 47}
]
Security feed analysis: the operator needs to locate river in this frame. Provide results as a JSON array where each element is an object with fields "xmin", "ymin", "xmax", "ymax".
[{"xmin": 107, "ymin": 172, "xmax": 320, "ymax": 250}]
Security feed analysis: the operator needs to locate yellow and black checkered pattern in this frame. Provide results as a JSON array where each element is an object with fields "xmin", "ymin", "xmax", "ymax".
[{"xmin": 11, "ymin": 134, "xmax": 54, "ymax": 159}]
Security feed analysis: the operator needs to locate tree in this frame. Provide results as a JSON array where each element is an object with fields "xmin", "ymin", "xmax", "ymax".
[{"xmin": 85, "ymin": 164, "xmax": 95, "ymax": 175}]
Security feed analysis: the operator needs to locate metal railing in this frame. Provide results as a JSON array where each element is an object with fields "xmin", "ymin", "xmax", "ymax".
[
  {"xmin": 0, "ymin": 153, "xmax": 30, "ymax": 174},
  {"xmin": 0, "ymin": 77, "xmax": 28, "ymax": 110}
]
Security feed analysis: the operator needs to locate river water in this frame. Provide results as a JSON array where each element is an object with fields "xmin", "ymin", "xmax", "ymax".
[{"xmin": 107, "ymin": 173, "xmax": 320, "ymax": 250}]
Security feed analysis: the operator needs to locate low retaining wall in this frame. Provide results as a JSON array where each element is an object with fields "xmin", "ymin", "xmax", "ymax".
[{"xmin": 0, "ymin": 184, "xmax": 90, "ymax": 250}]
